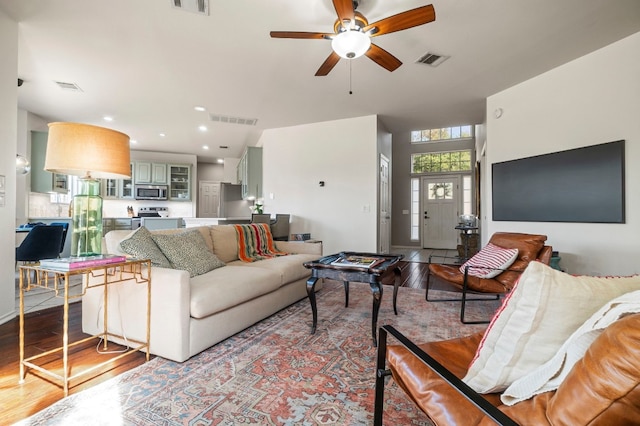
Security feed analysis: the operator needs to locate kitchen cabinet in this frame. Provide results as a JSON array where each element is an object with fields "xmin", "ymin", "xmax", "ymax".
[
  {"xmin": 30, "ymin": 131, "xmax": 69, "ymax": 194},
  {"xmin": 102, "ymin": 163, "xmax": 134, "ymax": 199},
  {"xmin": 169, "ymin": 164, "xmax": 191, "ymax": 201},
  {"xmin": 237, "ymin": 146, "xmax": 262, "ymax": 200},
  {"xmin": 135, "ymin": 162, "xmax": 168, "ymax": 185}
]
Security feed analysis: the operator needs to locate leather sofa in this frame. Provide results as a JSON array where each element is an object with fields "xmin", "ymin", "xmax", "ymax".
[{"xmin": 374, "ymin": 313, "xmax": 640, "ymax": 425}]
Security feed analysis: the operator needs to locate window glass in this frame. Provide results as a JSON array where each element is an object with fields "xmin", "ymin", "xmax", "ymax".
[
  {"xmin": 411, "ymin": 150, "xmax": 472, "ymax": 174},
  {"xmin": 411, "ymin": 125, "xmax": 474, "ymax": 143},
  {"xmin": 411, "ymin": 178, "xmax": 419, "ymax": 240}
]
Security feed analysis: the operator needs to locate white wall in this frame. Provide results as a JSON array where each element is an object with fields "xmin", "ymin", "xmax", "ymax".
[
  {"xmin": 485, "ymin": 31, "xmax": 640, "ymax": 276},
  {"xmin": 260, "ymin": 115, "xmax": 380, "ymax": 256},
  {"xmin": 0, "ymin": 9, "xmax": 18, "ymax": 324}
]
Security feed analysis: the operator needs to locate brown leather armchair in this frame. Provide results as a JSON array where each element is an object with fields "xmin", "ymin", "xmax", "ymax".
[
  {"xmin": 374, "ymin": 313, "xmax": 640, "ymax": 425},
  {"xmin": 427, "ymin": 232, "xmax": 552, "ymax": 323}
]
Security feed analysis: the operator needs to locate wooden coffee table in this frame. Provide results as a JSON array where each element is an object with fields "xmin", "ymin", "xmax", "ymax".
[{"xmin": 303, "ymin": 252, "xmax": 403, "ymax": 347}]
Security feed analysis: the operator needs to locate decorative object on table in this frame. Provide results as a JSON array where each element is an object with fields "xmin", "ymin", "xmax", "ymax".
[
  {"xmin": 249, "ymin": 200, "xmax": 264, "ymax": 214},
  {"xmin": 330, "ymin": 254, "xmax": 384, "ymax": 269},
  {"xmin": 44, "ymin": 122, "xmax": 130, "ymax": 256},
  {"xmin": 16, "ymin": 154, "xmax": 31, "ymax": 174},
  {"xmin": 38, "ymin": 254, "xmax": 127, "ymax": 271}
]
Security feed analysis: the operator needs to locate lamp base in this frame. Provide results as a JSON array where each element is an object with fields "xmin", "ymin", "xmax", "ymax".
[{"xmin": 71, "ymin": 179, "xmax": 103, "ymax": 257}]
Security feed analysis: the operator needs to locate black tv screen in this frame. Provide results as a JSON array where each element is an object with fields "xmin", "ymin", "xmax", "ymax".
[{"xmin": 492, "ymin": 140, "xmax": 625, "ymax": 223}]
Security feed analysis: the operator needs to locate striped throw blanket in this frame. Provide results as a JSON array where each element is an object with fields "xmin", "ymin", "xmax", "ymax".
[{"xmin": 233, "ymin": 223, "xmax": 288, "ymax": 262}]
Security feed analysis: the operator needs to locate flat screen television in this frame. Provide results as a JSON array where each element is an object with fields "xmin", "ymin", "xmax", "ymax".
[{"xmin": 492, "ymin": 140, "xmax": 625, "ymax": 223}]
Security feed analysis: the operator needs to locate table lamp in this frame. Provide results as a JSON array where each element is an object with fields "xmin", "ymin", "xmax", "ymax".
[{"xmin": 44, "ymin": 122, "xmax": 130, "ymax": 257}]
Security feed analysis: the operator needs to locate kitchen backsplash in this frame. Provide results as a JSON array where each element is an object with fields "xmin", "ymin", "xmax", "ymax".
[{"xmin": 28, "ymin": 193, "xmax": 195, "ymax": 219}]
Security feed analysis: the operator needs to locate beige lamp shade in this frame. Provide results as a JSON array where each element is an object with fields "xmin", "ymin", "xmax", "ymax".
[{"xmin": 44, "ymin": 122, "xmax": 131, "ymax": 179}]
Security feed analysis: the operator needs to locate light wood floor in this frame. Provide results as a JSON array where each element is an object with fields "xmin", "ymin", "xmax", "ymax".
[{"xmin": 2, "ymin": 255, "xmax": 453, "ymax": 424}]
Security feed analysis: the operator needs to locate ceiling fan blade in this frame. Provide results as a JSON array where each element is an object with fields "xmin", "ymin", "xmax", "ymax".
[
  {"xmin": 364, "ymin": 4, "xmax": 435, "ymax": 37},
  {"xmin": 365, "ymin": 43, "xmax": 402, "ymax": 72},
  {"xmin": 332, "ymin": 0, "xmax": 355, "ymax": 23},
  {"xmin": 270, "ymin": 31, "xmax": 332, "ymax": 40},
  {"xmin": 315, "ymin": 52, "xmax": 341, "ymax": 76}
]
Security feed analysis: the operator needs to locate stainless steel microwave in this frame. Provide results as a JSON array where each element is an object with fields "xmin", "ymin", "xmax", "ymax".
[{"xmin": 135, "ymin": 185, "xmax": 168, "ymax": 200}]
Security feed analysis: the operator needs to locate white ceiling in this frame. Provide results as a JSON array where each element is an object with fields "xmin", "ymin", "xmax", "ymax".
[{"xmin": 2, "ymin": 0, "xmax": 640, "ymax": 163}]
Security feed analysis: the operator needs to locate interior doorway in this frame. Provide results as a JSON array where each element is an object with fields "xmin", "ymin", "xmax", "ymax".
[{"xmin": 421, "ymin": 175, "xmax": 460, "ymax": 249}]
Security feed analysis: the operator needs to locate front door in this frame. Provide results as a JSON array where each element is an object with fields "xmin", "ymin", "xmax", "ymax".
[{"xmin": 422, "ymin": 176, "xmax": 460, "ymax": 249}]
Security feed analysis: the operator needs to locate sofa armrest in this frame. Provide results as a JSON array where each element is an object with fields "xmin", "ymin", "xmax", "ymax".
[
  {"xmin": 275, "ymin": 240, "xmax": 323, "ymax": 256},
  {"xmin": 82, "ymin": 266, "xmax": 192, "ymax": 362},
  {"xmin": 374, "ymin": 325, "xmax": 518, "ymax": 426}
]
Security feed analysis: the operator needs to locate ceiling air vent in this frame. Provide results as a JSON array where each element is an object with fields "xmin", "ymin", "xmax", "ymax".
[
  {"xmin": 54, "ymin": 81, "xmax": 83, "ymax": 92},
  {"xmin": 171, "ymin": 0, "xmax": 209, "ymax": 15},
  {"xmin": 416, "ymin": 52, "xmax": 450, "ymax": 67},
  {"xmin": 210, "ymin": 114, "xmax": 258, "ymax": 126}
]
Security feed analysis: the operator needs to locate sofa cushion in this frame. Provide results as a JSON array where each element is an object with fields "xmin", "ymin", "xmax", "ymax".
[
  {"xmin": 463, "ymin": 262, "xmax": 640, "ymax": 394},
  {"xmin": 459, "ymin": 243, "xmax": 519, "ymax": 279},
  {"xmin": 209, "ymin": 225, "xmax": 240, "ymax": 263},
  {"xmin": 230, "ymin": 253, "xmax": 318, "ymax": 286},
  {"xmin": 152, "ymin": 229, "xmax": 225, "ymax": 278},
  {"xmin": 189, "ymin": 265, "xmax": 282, "ymax": 318},
  {"xmin": 118, "ymin": 226, "xmax": 172, "ymax": 268}
]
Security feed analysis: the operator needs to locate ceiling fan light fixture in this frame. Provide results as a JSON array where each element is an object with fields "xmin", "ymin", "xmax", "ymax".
[{"xmin": 331, "ymin": 30, "xmax": 371, "ymax": 59}]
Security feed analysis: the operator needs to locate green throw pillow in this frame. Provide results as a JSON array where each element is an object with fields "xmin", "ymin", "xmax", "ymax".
[
  {"xmin": 118, "ymin": 226, "xmax": 172, "ymax": 268},
  {"xmin": 152, "ymin": 229, "xmax": 225, "ymax": 277}
]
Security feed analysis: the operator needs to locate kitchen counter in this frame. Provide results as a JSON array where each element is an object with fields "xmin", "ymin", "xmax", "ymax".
[{"xmin": 183, "ymin": 217, "xmax": 251, "ymax": 227}]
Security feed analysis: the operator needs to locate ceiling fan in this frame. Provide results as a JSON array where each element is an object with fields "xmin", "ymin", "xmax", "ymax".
[{"xmin": 270, "ymin": 0, "xmax": 436, "ymax": 76}]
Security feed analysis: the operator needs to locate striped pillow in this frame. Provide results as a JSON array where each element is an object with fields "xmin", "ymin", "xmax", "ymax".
[{"xmin": 459, "ymin": 243, "xmax": 518, "ymax": 278}]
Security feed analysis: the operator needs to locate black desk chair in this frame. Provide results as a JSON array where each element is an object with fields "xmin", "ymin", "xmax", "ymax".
[
  {"xmin": 49, "ymin": 222, "xmax": 69, "ymax": 256},
  {"xmin": 15, "ymin": 224, "xmax": 65, "ymax": 267}
]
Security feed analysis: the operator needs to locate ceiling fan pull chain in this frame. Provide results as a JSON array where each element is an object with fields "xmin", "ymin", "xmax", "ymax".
[{"xmin": 349, "ymin": 59, "xmax": 353, "ymax": 95}]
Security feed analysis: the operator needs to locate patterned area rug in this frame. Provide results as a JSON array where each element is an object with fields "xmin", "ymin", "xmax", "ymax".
[{"xmin": 17, "ymin": 280, "xmax": 498, "ymax": 425}]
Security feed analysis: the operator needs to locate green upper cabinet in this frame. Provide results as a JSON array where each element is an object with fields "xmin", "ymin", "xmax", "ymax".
[
  {"xmin": 30, "ymin": 131, "xmax": 69, "ymax": 194},
  {"xmin": 102, "ymin": 162, "xmax": 134, "ymax": 199},
  {"xmin": 135, "ymin": 162, "xmax": 168, "ymax": 185},
  {"xmin": 168, "ymin": 164, "xmax": 191, "ymax": 201},
  {"xmin": 238, "ymin": 146, "xmax": 262, "ymax": 200}
]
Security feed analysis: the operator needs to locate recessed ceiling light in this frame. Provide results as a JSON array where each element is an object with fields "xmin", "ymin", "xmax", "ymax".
[
  {"xmin": 194, "ymin": 106, "xmax": 206, "ymax": 112},
  {"xmin": 203, "ymin": 145, "xmax": 209, "ymax": 150},
  {"xmin": 198, "ymin": 125, "xmax": 207, "ymax": 131},
  {"xmin": 103, "ymin": 116, "xmax": 113, "ymax": 121},
  {"xmin": 159, "ymin": 133, "xmax": 166, "ymax": 137},
  {"xmin": 130, "ymin": 139, "xmax": 138, "ymax": 144},
  {"xmin": 217, "ymin": 159, "xmax": 224, "ymax": 164}
]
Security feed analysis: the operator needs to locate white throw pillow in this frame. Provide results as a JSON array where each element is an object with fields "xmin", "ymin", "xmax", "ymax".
[
  {"xmin": 501, "ymin": 289, "xmax": 640, "ymax": 405},
  {"xmin": 459, "ymin": 243, "xmax": 519, "ymax": 279},
  {"xmin": 462, "ymin": 261, "xmax": 640, "ymax": 394}
]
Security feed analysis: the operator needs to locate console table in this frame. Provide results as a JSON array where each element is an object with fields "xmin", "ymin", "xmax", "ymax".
[
  {"xmin": 18, "ymin": 258, "xmax": 151, "ymax": 396},
  {"xmin": 303, "ymin": 252, "xmax": 403, "ymax": 347}
]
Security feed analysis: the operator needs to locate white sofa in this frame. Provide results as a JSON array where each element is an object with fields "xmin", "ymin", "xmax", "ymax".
[{"xmin": 82, "ymin": 225, "xmax": 323, "ymax": 362}]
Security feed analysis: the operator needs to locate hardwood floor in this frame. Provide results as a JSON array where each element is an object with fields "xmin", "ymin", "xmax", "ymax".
[
  {"xmin": 1, "ymin": 258, "xmax": 453, "ymax": 424},
  {"xmin": 0, "ymin": 302, "xmax": 149, "ymax": 424}
]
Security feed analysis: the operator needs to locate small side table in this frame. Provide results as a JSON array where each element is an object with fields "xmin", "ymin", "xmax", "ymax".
[
  {"xmin": 18, "ymin": 258, "xmax": 151, "ymax": 396},
  {"xmin": 455, "ymin": 225, "xmax": 479, "ymax": 260},
  {"xmin": 303, "ymin": 252, "xmax": 403, "ymax": 347}
]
